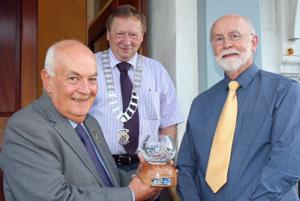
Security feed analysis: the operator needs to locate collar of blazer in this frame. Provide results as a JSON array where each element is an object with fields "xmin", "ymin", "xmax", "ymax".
[{"xmin": 34, "ymin": 94, "xmax": 120, "ymax": 186}]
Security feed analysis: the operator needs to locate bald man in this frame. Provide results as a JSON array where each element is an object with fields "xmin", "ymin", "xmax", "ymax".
[
  {"xmin": 177, "ymin": 14, "xmax": 300, "ymax": 201},
  {"xmin": 1, "ymin": 40, "xmax": 160, "ymax": 201}
]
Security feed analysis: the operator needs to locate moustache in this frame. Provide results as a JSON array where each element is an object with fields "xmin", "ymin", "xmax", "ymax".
[{"xmin": 219, "ymin": 49, "xmax": 240, "ymax": 59}]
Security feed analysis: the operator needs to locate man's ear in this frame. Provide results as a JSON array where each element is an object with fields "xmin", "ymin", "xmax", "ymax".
[
  {"xmin": 106, "ymin": 31, "xmax": 110, "ymax": 41},
  {"xmin": 251, "ymin": 35, "xmax": 259, "ymax": 53},
  {"xmin": 41, "ymin": 69, "xmax": 52, "ymax": 94},
  {"xmin": 140, "ymin": 32, "xmax": 144, "ymax": 43}
]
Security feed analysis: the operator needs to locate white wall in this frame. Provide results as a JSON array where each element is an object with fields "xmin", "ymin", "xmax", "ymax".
[
  {"xmin": 260, "ymin": 0, "xmax": 281, "ymax": 73},
  {"xmin": 261, "ymin": 0, "xmax": 300, "ymax": 81},
  {"xmin": 278, "ymin": 0, "xmax": 300, "ymax": 81},
  {"xmin": 148, "ymin": 0, "xmax": 199, "ymax": 147}
]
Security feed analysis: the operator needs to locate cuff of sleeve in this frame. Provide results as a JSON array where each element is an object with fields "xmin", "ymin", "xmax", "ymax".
[{"xmin": 130, "ymin": 189, "xmax": 135, "ymax": 201}]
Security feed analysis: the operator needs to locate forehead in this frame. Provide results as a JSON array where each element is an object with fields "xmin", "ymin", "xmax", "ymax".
[
  {"xmin": 56, "ymin": 49, "xmax": 96, "ymax": 75},
  {"xmin": 110, "ymin": 16, "xmax": 142, "ymax": 31},
  {"xmin": 212, "ymin": 16, "xmax": 250, "ymax": 35}
]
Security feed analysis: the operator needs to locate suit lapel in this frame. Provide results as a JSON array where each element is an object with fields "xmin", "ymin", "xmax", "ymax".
[
  {"xmin": 54, "ymin": 122, "xmax": 106, "ymax": 185},
  {"xmin": 84, "ymin": 115, "xmax": 120, "ymax": 187},
  {"xmin": 38, "ymin": 94, "xmax": 104, "ymax": 186}
]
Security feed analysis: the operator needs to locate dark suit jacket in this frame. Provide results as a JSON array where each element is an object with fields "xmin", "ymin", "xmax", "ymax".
[{"xmin": 1, "ymin": 94, "xmax": 133, "ymax": 201}]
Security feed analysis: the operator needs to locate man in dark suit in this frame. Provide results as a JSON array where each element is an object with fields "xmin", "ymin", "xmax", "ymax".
[{"xmin": 1, "ymin": 39, "xmax": 160, "ymax": 201}]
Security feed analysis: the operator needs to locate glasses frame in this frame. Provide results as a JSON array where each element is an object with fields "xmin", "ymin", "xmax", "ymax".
[{"xmin": 210, "ymin": 32, "xmax": 254, "ymax": 47}]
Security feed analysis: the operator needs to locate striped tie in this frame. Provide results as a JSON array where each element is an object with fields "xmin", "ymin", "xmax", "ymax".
[{"xmin": 75, "ymin": 124, "xmax": 113, "ymax": 187}]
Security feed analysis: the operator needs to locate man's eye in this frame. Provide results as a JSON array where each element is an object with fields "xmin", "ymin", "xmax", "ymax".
[
  {"xmin": 116, "ymin": 32, "xmax": 123, "ymax": 37},
  {"xmin": 214, "ymin": 36, "xmax": 224, "ymax": 42},
  {"xmin": 69, "ymin": 77, "xmax": 79, "ymax": 82},
  {"xmin": 89, "ymin": 77, "xmax": 97, "ymax": 83},
  {"xmin": 130, "ymin": 33, "xmax": 138, "ymax": 38},
  {"xmin": 231, "ymin": 34, "xmax": 241, "ymax": 40}
]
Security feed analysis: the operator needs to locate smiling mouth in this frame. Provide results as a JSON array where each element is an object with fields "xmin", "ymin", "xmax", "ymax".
[
  {"xmin": 120, "ymin": 46, "xmax": 131, "ymax": 51},
  {"xmin": 222, "ymin": 53, "xmax": 239, "ymax": 58},
  {"xmin": 71, "ymin": 97, "xmax": 89, "ymax": 102}
]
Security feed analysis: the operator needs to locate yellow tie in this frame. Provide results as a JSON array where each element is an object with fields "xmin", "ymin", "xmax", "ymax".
[{"xmin": 205, "ymin": 81, "xmax": 240, "ymax": 193}]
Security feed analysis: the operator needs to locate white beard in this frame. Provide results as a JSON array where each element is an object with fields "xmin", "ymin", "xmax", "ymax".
[{"xmin": 215, "ymin": 46, "xmax": 252, "ymax": 72}]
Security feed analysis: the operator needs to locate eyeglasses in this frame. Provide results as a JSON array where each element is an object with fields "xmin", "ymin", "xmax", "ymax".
[{"xmin": 211, "ymin": 32, "xmax": 254, "ymax": 46}]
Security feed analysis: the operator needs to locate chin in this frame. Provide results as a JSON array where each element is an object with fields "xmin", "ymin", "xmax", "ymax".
[
  {"xmin": 216, "ymin": 57, "xmax": 243, "ymax": 72},
  {"xmin": 74, "ymin": 109, "xmax": 89, "ymax": 116},
  {"xmin": 120, "ymin": 54, "xmax": 131, "ymax": 60},
  {"xmin": 73, "ymin": 112, "xmax": 88, "ymax": 120}
]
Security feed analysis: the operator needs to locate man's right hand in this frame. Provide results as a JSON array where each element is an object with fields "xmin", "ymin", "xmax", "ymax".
[{"xmin": 129, "ymin": 175, "xmax": 161, "ymax": 201}]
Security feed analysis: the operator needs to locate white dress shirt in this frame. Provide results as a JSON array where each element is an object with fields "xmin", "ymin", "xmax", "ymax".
[{"xmin": 90, "ymin": 49, "xmax": 184, "ymax": 154}]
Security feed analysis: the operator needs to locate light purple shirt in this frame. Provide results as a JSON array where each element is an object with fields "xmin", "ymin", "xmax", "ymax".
[{"xmin": 90, "ymin": 49, "xmax": 184, "ymax": 154}]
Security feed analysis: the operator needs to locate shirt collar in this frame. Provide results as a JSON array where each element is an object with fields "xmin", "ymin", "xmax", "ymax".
[
  {"xmin": 68, "ymin": 120, "xmax": 81, "ymax": 129},
  {"xmin": 108, "ymin": 49, "xmax": 138, "ymax": 69},
  {"xmin": 224, "ymin": 63, "xmax": 259, "ymax": 89}
]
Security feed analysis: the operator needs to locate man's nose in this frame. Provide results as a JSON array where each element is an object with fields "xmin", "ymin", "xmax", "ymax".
[
  {"xmin": 222, "ymin": 37, "xmax": 233, "ymax": 49},
  {"xmin": 122, "ymin": 34, "xmax": 131, "ymax": 45},
  {"xmin": 78, "ymin": 80, "xmax": 91, "ymax": 94}
]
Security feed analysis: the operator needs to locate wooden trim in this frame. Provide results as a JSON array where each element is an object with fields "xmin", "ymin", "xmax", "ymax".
[
  {"xmin": 0, "ymin": 0, "xmax": 21, "ymax": 115},
  {"xmin": 88, "ymin": 1, "xmax": 113, "ymax": 50},
  {"xmin": 21, "ymin": 0, "xmax": 38, "ymax": 107},
  {"xmin": 91, "ymin": 0, "xmax": 113, "ymax": 25},
  {"xmin": 0, "ymin": 0, "xmax": 22, "ymax": 147},
  {"xmin": 0, "ymin": 0, "xmax": 38, "ymax": 147},
  {"xmin": 15, "ymin": 0, "xmax": 22, "ymax": 111}
]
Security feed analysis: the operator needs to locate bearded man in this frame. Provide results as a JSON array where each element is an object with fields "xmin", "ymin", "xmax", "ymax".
[{"xmin": 176, "ymin": 14, "xmax": 300, "ymax": 201}]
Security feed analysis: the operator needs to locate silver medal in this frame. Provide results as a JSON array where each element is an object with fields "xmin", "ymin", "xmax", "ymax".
[{"xmin": 118, "ymin": 129, "xmax": 130, "ymax": 145}]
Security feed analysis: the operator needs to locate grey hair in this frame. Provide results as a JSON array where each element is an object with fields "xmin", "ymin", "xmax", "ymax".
[{"xmin": 44, "ymin": 45, "xmax": 56, "ymax": 76}]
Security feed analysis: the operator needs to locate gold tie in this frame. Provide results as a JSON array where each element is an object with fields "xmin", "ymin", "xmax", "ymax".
[{"xmin": 205, "ymin": 81, "xmax": 240, "ymax": 193}]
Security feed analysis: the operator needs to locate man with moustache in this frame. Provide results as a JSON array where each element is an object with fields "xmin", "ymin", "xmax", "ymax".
[
  {"xmin": 90, "ymin": 5, "xmax": 183, "ymax": 171},
  {"xmin": 1, "ymin": 40, "xmax": 160, "ymax": 201},
  {"xmin": 176, "ymin": 14, "xmax": 300, "ymax": 201}
]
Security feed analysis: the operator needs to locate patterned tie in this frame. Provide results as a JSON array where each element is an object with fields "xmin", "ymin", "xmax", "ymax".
[
  {"xmin": 75, "ymin": 124, "xmax": 113, "ymax": 187},
  {"xmin": 117, "ymin": 62, "xmax": 139, "ymax": 155},
  {"xmin": 205, "ymin": 81, "xmax": 240, "ymax": 193}
]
